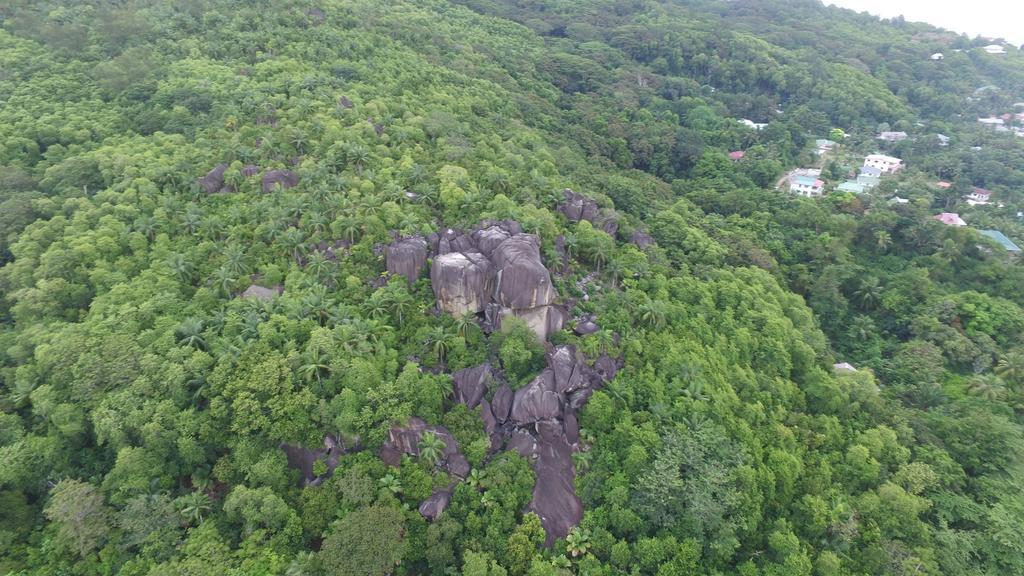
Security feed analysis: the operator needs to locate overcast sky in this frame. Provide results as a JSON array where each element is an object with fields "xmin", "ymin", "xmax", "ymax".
[{"xmin": 827, "ymin": 0, "xmax": 1024, "ymax": 46}]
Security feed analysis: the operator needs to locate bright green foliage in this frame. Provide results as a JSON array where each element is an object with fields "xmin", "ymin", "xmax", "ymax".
[{"xmin": 0, "ymin": 0, "xmax": 1023, "ymax": 575}]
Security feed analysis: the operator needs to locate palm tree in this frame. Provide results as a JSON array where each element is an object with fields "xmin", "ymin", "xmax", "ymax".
[
  {"xmin": 427, "ymin": 325, "xmax": 457, "ymax": 364},
  {"xmin": 378, "ymin": 473, "xmax": 402, "ymax": 496},
  {"xmin": 177, "ymin": 491, "xmax": 212, "ymax": 525},
  {"xmin": 995, "ymin": 350, "xmax": 1024, "ymax": 388},
  {"xmin": 306, "ymin": 251, "xmax": 335, "ymax": 285},
  {"xmin": 388, "ymin": 289, "xmax": 415, "ymax": 327},
  {"xmin": 167, "ymin": 253, "xmax": 194, "ymax": 284},
  {"xmin": 466, "ymin": 468, "xmax": 486, "ymax": 491},
  {"xmin": 604, "ymin": 258, "xmax": 624, "ymax": 288},
  {"xmin": 175, "ymin": 318, "xmax": 207, "ymax": 350},
  {"xmin": 211, "ymin": 266, "xmax": 237, "ymax": 297},
  {"xmin": 852, "ymin": 277, "xmax": 882, "ymax": 311},
  {"xmin": 967, "ymin": 374, "xmax": 1006, "ymax": 401},
  {"xmin": 134, "ymin": 215, "xmax": 158, "ymax": 241},
  {"xmin": 299, "ymin": 347, "xmax": 332, "ymax": 390},
  {"xmin": 221, "ymin": 245, "xmax": 250, "ymax": 278},
  {"xmin": 874, "ymin": 230, "xmax": 892, "ymax": 253},
  {"xmin": 336, "ymin": 216, "xmax": 362, "ymax": 244},
  {"xmin": 182, "ymin": 208, "xmax": 203, "ymax": 235},
  {"xmin": 455, "ymin": 313, "xmax": 480, "ymax": 339},
  {"xmin": 417, "ymin": 431, "xmax": 446, "ymax": 466},
  {"xmin": 565, "ymin": 527, "xmax": 592, "ymax": 558},
  {"xmin": 639, "ymin": 299, "xmax": 667, "ymax": 330}
]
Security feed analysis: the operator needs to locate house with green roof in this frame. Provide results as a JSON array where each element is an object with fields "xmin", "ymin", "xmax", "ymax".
[
  {"xmin": 979, "ymin": 230, "xmax": 1021, "ymax": 254},
  {"xmin": 836, "ymin": 181, "xmax": 866, "ymax": 194}
]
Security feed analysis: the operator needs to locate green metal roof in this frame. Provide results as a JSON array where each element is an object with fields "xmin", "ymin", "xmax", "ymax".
[{"xmin": 979, "ymin": 230, "xmax": 1021, "ymax": 252}]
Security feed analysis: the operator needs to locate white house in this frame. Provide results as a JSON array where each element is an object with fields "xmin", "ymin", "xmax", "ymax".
[
  {"xmin": 863, "ymin": 154, "xmax": 903, "ymax": 174},
  {"xmin": 978, "ymin": 117, "xmax": 1005, "ymax": 128},
  {"xmin": 983, "ymin": 44, "xmax": 1006, "ymax": 55},
  {"xmin": 877, "ymin": 131, "xmax": 908, "ymax": 142},
  {"xmin": 930, "ymin": 52, "xmax": 944, "ymax": 60},
  {"xmin": 966, "ymin": 187, "xmax": 993, "ymax": 205},
  {"xmin": 789, "ymin": 174, "xmax": 825, "ymax": 198},
  {"xmin": 739, "ymin": 119, "xmax": 768, "ymax": 130}
]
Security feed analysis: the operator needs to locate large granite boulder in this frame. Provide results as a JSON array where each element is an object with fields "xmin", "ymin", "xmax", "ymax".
[
  {"xmin": 508, "ymin": 429, "xmax": 538, "ymax": 459},
  {"xmin": 198, "ymin": 164, "xmax": 228, "ymax": 193},
  {"xmin": 530, "ymin": 419, "xmax": 584, "ymax": 545},
  {"xmin": 510, "ymin": 372, "xmax": 562, "ymax": 426},
  {"xmin": 574, "ymin": 317, "xmax": 600, "ymax": 336},
  {"xmin": 558, "ymin": 189, "xmax": 600, "ymax": 223},
  {"xmin": 496, "ymin": 303, "xmax": 567, "ymax": 343},
  {"xmin": 479, "ymin": 399, "xmax": 498, "ymax": 435},
  {"xmin": 447, "ymin": 453, "xmax": 470, "ymax": 478},
  {"xmin": 472, "ymin": 226, "xmax": 511, "ymax": 257},
  {"xmin": 280, "ymin": 434, "xmax": 346, "ymax": 487},
  {"xmin": 419, "ymin": 490, "xmax": 452, "ymax": 521},
  {"xmin": 453, "ymin": 363, "xmax": 491, "ymax": 408},
  {"xmin": 431, "ymin": 251, "xmax": 492, "ymax": 316},
  {"xmin": 631, "ymin": 230, "xmax": 655, "ymax": 248},
  {"xmin": 240, "ymin": 284, "xmax": 282, "ymax": 301},
  {"xmin": 386, "ymin": 236, "xmax": 428, "ymax": 284},
  {"xmin": 241, "ymin": 164, "xmax": 260, "ymax": 177},
  {"xmin": 547, "ymin": 346, "xmax": 587, "ymax": 394},
  {"xmin": 262, "ymin": 169, "xmax": 300, "ymax": 192},
  {"xmin": 491, "ymin": 384, "xmax": 513, "ymax": 423},
  {"xmin": 490, "ymin": 234, "xmax": 555, "ymax": 309}
]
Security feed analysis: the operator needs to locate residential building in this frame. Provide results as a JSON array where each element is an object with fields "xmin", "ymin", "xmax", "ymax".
[
  {"xmin": 934, "ymin": 212, "xmax": 967, "ymax": 227},
  {"xmin": 815, "ymin": 139, "xmax": 837, "ymax": 154},
  {"xmin": 979, "ymin": 230, "xmax": 1021, "ymax": 253},
  {"xmin": 889, "ymin": 196, "xmax": 910, "ymax": 205},
  {"xmin": 936, "ymin": 181, "xmax": 952, "ymax": 189},
  {"xmin": 877, "ymin": 131, "xmax": 908, "ymax": 142},
  {"xmin": 836, "ymin": 181, "xmax": 866, "ymax": 194},
  {"xmin": 978, "ymin": 117, "xmax": 1005, "ymax": 127},
  {"xmin": 930, "ymin": 52, "xmax": 944, "ymax": 60},
  {"xmin": 739, "ymin": 118, "xmax": 768, "ymax": 130},
  {"xmin": 983, "ymin": 44, "xmax": 1006, "ymax": 55},
  {"xmin": 728, "ymin": 150, "xmax": 745, "ymax": 161},
  {"xmin": 966, "ymin": 187, "xmax": 992, "ymax": 205},
  {"xmin": 859, "ymin": 165, "xmax": 883, "ymax": 178},
  {"xmin": 833, "ymin": 362, "xmax": 857, "ymax": 372},
  {"xmin": 936, "ymin": 134, "xmax": 950, "ymax": 146},
  {"xmin": 789, "ymin": 174, "xmax": 825, "ymax": 197},
  {"xmin": 863, "ymin": 154, "xmax": 903, "ymax": 173},
  {"xmin": 856, "ymin": 174, "xmax": 881, "ymax": 188}
]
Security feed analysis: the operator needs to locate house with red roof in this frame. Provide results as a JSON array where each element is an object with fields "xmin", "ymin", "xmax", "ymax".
[
  {"xmin": 934, "ymin": 212, "xmax": 967, "ymax": 227},
  {"xmin": 967, "ymin": 187, "xmax": 992, "ymax": 204},
  {"xmin": 728, "ymin": 150, "xmax": 745, "ymax": 161}
]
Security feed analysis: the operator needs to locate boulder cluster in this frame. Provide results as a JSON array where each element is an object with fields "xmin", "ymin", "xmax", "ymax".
[
  {"xmin": 280, "ymin": 434, "xmax": 353, "ymax": 488},
  {"xmin": 378, "ymin": 418, "xmax": 471, "ymax": 521},
  {"xmin": 384, "ymin": 220, "xmax": 568, "ymax": 342},
  {"xmin": 196, "ymin": 164, "xmax": 300, "ymax": 194},
  {"xmin": 451, "ymin": 346, "xmax": 619, "ymax": 544},
  {"xmin": 558, "ymin": 188, "xmax": 618, "ymax": 236}
]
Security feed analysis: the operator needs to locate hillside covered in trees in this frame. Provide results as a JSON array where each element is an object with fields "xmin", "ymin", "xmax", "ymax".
[{"xmin": 1, "ymin": 1, "xmax": 1024, "ymax": 575}]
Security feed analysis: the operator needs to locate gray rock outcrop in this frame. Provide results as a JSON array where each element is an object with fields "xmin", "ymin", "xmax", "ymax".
[
  {"xmin": 558, "ymin": 188, "xmax": 618, "ymax": 237},
  {"xmin": 453, "ymin": 363, "xmax": 491, "ymax": 408},
  {"xmin": 419, "ymin": 489, "xmax": 452, "ymax": 521},
  {"xmin": 262, "ymin": 169, "xmax": 300, "ymax": 192},
  {"xmin": 281, "ymin": 434, "xmax": 351, "ymax": 487},
  {"xmin": 386, "ymin": 236, "xmax": 428, "ymax": 284},
  {"xmin": 240, "ymin": 284, "xmax": 282, "ymax": 301},
  {"xmin": 431, "ymin": 251, "xmax": 492, "ymax": 316},
  {"xmin": 198, "ymin": 164, "xmax": 228, "ymax": 193}
]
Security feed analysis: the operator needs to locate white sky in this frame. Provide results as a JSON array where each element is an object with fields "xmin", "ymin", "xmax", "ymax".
[{"xmin": 827, "ymin": 0, "xmax": 1024, "ymax": 46}]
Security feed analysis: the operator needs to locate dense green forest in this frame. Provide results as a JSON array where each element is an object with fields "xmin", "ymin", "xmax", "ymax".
[{"xmin": 1, "ymin": 1, "xmax": 1023, "ymax": 575}]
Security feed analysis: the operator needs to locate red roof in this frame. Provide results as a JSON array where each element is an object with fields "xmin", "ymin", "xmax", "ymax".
[
  {"xmin": 728, "ymin": 150, "xmax": 745, "ymax": 160},
  {"xmin": 934, "ymin": 213, "xmax": 967, "ymax": 226},
  {"xmin": 971, "ymin": 187, "xmax": 992, "ymax": 197},
  {"xmin": 936, "ymin": 181, "xmax": 952, "ymax": 188}
]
